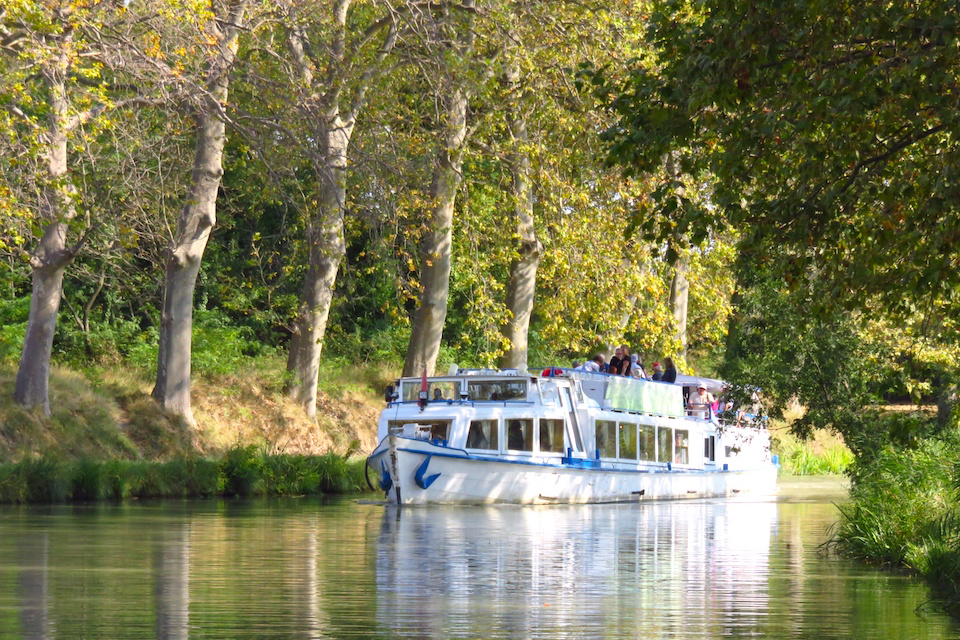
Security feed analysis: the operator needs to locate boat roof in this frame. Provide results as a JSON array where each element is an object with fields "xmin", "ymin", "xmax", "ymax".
[{"xmin": 674, "ymin": 374, "xmax": 726, "ymax": 392}]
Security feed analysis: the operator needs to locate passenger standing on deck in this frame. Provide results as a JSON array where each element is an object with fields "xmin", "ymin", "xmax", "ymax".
[
  {"xmin": 630, "ymin": 354, "xmax": 647, "ymax": 379},
  {"xmin": 661, "ymin": 357, "xmax": 678, "ymax": 383},
  {"xmin": 651, "ymin": 362, "xmax": 663, "ymax": 381},
  {"xmin": 690, "ymin": 383, "xmax": 715, "ymax": 418},
  {"xmin": 584, "ymin": 355, "xmax": 604, "ymax": 372},
  {"xmin": 608, "ymin": 348, "xmax": 623, "ymax": 376},
  {"xmin": 620, "ymin": 346, "xmax": 632, "ymax": 376}
]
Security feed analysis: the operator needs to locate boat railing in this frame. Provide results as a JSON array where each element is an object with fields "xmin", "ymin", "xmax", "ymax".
[{"xmin": 386, "ymin": 399, "xmax": 537, "ymax": 408}]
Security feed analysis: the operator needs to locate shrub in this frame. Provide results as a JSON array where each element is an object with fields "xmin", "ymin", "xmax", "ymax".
[
  {"xmin": 219, "ymin": 445, "xmax": 263, "ymax": 497},
  {"xmin": 832, "ymin": 434, "xmax": 960, "ymax": 610}
]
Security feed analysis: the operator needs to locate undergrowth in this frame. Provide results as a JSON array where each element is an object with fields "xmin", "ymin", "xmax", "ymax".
[
  {"xmin": 0, "ymin": 446, "xmax": 372, "ymax": 504},
  {"xmin": 830, "ymin": 433, "xmax": 960, "ymax": 615}
]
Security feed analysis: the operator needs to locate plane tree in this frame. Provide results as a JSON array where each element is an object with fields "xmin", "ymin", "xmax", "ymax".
[
  {"xmin": 591, "ymin": 0, "xmax": 960, "ymax": 414},
  {"xmin": 0, "ymin": 1, "xmax": 209, "ymax": 415}
]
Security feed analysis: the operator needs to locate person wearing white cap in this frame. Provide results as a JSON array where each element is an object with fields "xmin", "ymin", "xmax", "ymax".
[
  {"xmin": 630, "ymin": 354, "xmax": 647, "ymax": 379},
  {"xmin": 690, "ymin": 382, "xmax": 715, "ymax": 419}
]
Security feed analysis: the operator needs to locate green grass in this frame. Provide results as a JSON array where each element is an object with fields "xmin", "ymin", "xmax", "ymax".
[
  {"xmin": 770, "ymin": 420, "xmax": 854, "ymax": 476},
  {"xmin": 830, "ymin": 434, "xmax": 960, "ymax": 615},
  {"xmin": 0, "ymin": 446, "xmax": 373, "ymax": 504},
  {"xmin": 778, "ymin": 440, "xmax": 854, "ymax": 475}
]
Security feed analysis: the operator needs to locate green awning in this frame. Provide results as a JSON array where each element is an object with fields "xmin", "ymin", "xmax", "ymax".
[{"xmin": 604, "ymin": 377, "xmax": 684, "ymax": 417}]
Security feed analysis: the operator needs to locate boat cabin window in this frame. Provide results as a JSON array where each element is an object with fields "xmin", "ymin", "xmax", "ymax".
[
  {"xmin": 401, "ymin": 380, "xmax": 461, "ymax": 402},
  {"xmin": 506, "ymin": 419, "xmax": 534, "ymax": 451},
  {"xmin": 704, "ymin": 435, "xmax": 716, "ymax": 462},
  {"xmin": 618, "ymin": 421, "xmax": 637, "ymax": 460},
  {"xmin": 657, "ymin": 427, "xmax": 672, "ymax": 464},
  {"xmin": 467, "ymin": 419, "xmax": 499, "ymax": 451},
  {"xmin": 388, "ymin": 419, "xmax": 451, "ymax": 441},
  {"xmin": 468, "ymin": 380, "xmax": 528, "ymax": 402},
  {"xmin": 596, "ymin": 420, "xmax": 617, "ymax": 458},
  {"xmin": 639, "ymin": 426, "xmax": 656, "ymax": 462},
  {"xmin": 675, "ymin": 429, "xmax": 689, "ymax": 464},
  {"xmin": 539, "ymin": 419, "xmax": 565, "ymax": 454}
]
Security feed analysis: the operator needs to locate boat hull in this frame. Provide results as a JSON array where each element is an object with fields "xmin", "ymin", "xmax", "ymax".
[{"xmin": 369, "ymin": 435, "xmax": 778, "ymax": 505}]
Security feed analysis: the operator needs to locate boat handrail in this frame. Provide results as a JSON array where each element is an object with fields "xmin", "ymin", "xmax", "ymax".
[{"xmin": 386, "ymin": 399, "xmax": 537, "ymax": 408}]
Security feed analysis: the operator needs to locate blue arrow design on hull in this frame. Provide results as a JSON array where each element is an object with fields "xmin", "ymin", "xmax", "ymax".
[
  {"xmin": 414, "ymin": 454, "xmax": 441, "ymax": 490},
  {"xmin": 379, "ymin": 460, "xmax": 393, "ymax": 492}
]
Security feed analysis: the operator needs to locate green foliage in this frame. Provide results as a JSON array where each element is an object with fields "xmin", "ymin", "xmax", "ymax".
[
  {"xmin": 595, "ymin": 0, "xmax": 960, "ymax": 313},
  {"xmin": 833, "ymin": 433, "xmax": 960, "ymax": 610},
  {"xmin": 779, "ymin": 443, "xmax": 853, "ymax": 476},
  {"xmin": 219, "ymin": 445, "xmax": 264, "ymax": 497},
  {"xmin": 0, "ymin": 448, "xmax": 372, "ymax": 504}
]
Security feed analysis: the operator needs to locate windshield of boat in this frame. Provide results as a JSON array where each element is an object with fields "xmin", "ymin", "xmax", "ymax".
[
  {"xmin": 467, "ymin": 379, "xmax": 528, "ymax": 402},
  {"xmin": 400, "ymin": 380, "xmax": 461, "ymax": 402}
]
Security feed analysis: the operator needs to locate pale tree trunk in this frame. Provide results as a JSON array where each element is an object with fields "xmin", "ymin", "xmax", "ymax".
[
  {"xmin": 670, "ymin": 258, "xmax": 689, "ymax": 358},
  {"xmin": 498, "ymin": 69, "xmax": 541, "ymax": 371},
  {"xmin": 403, "ymin": 87, "xmax": 469, "ymax": 377},
  {"xmin": 14, "ymin": 58, "xmax": 79, "ymax": 416},
  {"xmin": 285, "ymin": 122, "xmax": 350, "ymax": 417},
  {"xmin": 665, "ymin": 152, "xmax": 689, "ymax": 359},
  {"xmin": 153, "ymin": 2, "xmax": 247, "ymax": 423}
]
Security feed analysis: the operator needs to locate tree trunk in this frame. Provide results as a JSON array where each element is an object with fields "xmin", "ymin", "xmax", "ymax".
[
  {"xmin": 153, "ymin": 3, "xmax": 246, "ymax": 423},
  {"xmin": 937, "ymin": 381, "xmax": 958, "ymax": 429},
  {"xmin": 285, "ymin": 123, "xmax": 349, "ymax": 417},
  {"xmin": 498, "ymin": 64, "xmax": 541, "ymax": 372},
  {"xmin": 403, "ymin": 88, "xmax": 468, "ymax": 377},
  {"xmin": 14, "ymin": 60, "xmax": 77, "ymax": 416},
  {"xmin": 670, "ymin": 257, "xmax": 689, "ymax": 358}
]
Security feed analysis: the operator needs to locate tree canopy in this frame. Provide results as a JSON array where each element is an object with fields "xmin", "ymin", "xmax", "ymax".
[{"xmin": 592, "ymin": 0, "xmax": 960, "ymax": 312}]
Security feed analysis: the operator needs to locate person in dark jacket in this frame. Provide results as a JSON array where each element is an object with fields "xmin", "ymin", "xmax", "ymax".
[{"xmin": 661, "ymin": 357, "xmax": 677, "ymax": 383}]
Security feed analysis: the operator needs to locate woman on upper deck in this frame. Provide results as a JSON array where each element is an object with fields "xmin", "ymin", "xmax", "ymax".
[{"xmin": 661, "ymin": 357, "xmax": 677, "ymax": 383}]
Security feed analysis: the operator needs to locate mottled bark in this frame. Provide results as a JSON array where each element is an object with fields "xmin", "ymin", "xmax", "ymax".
[
  {"xmin": 499, "ymin": 66, "xmax": 541, "ymax": 371},
  {"xmin": 938, "ymin": 382, "xmax": 958, "ymax": 429},
  {"xmin": 285, "ymin": 123, "xmax": 349, "ymax": 417},
  {"xmin": 14, "ymin": 57, "xmax": 78, "ymax": 415},
  {"xmin": 153, "ymin": 2, "xmax": 247, "ymax": 423},
  {"xmin": 403, "ymin": 87, "xmax": 469, "ymax": 377},
  {"xmin": 669, "ymin": 258, "xmax": 690, "ymax": 358},
  {"xmin": 282, "ymin": 4, "xmax": 397, "ymax": 416}
]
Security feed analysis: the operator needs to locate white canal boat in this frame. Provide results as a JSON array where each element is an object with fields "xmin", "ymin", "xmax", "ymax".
[{"xmin": 365, "ymin": 368, "xmax": 778, "ymax": 505}]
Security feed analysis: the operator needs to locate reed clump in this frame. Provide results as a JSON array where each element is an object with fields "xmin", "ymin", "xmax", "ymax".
[
  {"xmin": 831, "ymin": 433, "xmax": 960, "ymax": 613},
  {"xmin": 0, "ymin": 446, "xmax": 371, "ymax": 504}
]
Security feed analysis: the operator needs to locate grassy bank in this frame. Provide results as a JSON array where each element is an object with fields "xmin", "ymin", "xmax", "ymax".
[
  {"xmin": 0, "ymin": 357, "xmax": 387, "ymax": 462},
  {"xmin": 831, "ymin": 433, "xmax": 960, "ymax": 615},
  {"xmin": 0, "ymin": 446, "xmax": 372, "ymax": 503},
  {"xmin": 0, "ymin": 357, "xmax": 388, "ymax": 503}
]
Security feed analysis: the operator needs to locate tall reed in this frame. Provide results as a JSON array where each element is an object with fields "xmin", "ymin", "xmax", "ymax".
[
  {"xmin": 0, "ymin": 447, "xmax": 372, "ymax": 504},
  {"xmin": 831, "ymin": 434, "xmax": 960, "ymax": 613}
]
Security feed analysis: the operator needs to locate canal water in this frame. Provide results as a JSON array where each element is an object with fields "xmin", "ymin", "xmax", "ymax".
[{"xmin": 0, "ymin": 477, "xmax": 957, "ymax": 639}]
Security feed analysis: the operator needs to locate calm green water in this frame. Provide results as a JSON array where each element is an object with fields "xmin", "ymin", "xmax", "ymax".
[{"xmin": 0, "ymin": 477, "xmax": 957, "ymax": 639}]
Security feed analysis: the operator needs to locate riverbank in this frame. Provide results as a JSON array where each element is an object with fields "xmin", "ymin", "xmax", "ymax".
[
  {"xmin": 0, "ymin": 446, "xmax": 371, "ymax": 503},
  {"xmin": 831, "ymin": 433, "xmax": 960, "ymax": 617},
  {"xmin": 0, "ymin": 359, "xmax": 385, "ymax": 503},
  {"xmin": 0, "ymin": 359, "xmax": 385, "ymax": 461}
]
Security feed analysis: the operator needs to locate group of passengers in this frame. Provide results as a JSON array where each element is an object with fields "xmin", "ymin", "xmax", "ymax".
[{"xmin": 573, "ymin": 348, "xmax": 678, "ymax": 384}]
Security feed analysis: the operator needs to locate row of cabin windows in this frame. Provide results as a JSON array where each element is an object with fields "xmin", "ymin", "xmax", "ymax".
[
  {"xmin": 469, "ymin": 418, "xmax": 690, "ymax": 464},
  {"xmin": 402, "ymin": 380, "xmax": 529, "ymax": 403},
  {"xmin": 392, "ymin": 418, "xmax": 703, "ymax": 465},
  {"xmin": 595, "ymin": 420, "xmax": 690, "ymax": 464},
  {"xmin": 466, "ymin": 418, "xmax": 565, "ymax": 454}
]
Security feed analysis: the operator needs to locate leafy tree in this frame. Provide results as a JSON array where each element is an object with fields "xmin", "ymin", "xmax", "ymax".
[
  {"xmin": 153, "ymin": 0, "xmax": 255, "ymax": 424},
  {"xmin": 594, "ymin": 0, "xmax": 960, "ymax": 310},
  {"xmin": 0, "ymin": 1, "xmax": 201, "ymax": 415},
  {"xmin": 592, "ymin": 0, "xmax": 960, "ymax": 420}
]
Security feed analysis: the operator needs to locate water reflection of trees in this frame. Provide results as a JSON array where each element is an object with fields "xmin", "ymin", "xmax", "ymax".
[{"xmin": 0, "ymin": 497, "xmax": 956, "ymax": 637}]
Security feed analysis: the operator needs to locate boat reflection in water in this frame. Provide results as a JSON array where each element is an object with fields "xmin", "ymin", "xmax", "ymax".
[{"xmin": 376, "ymin": 498, "xmax": 778, "ymax": 638}]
